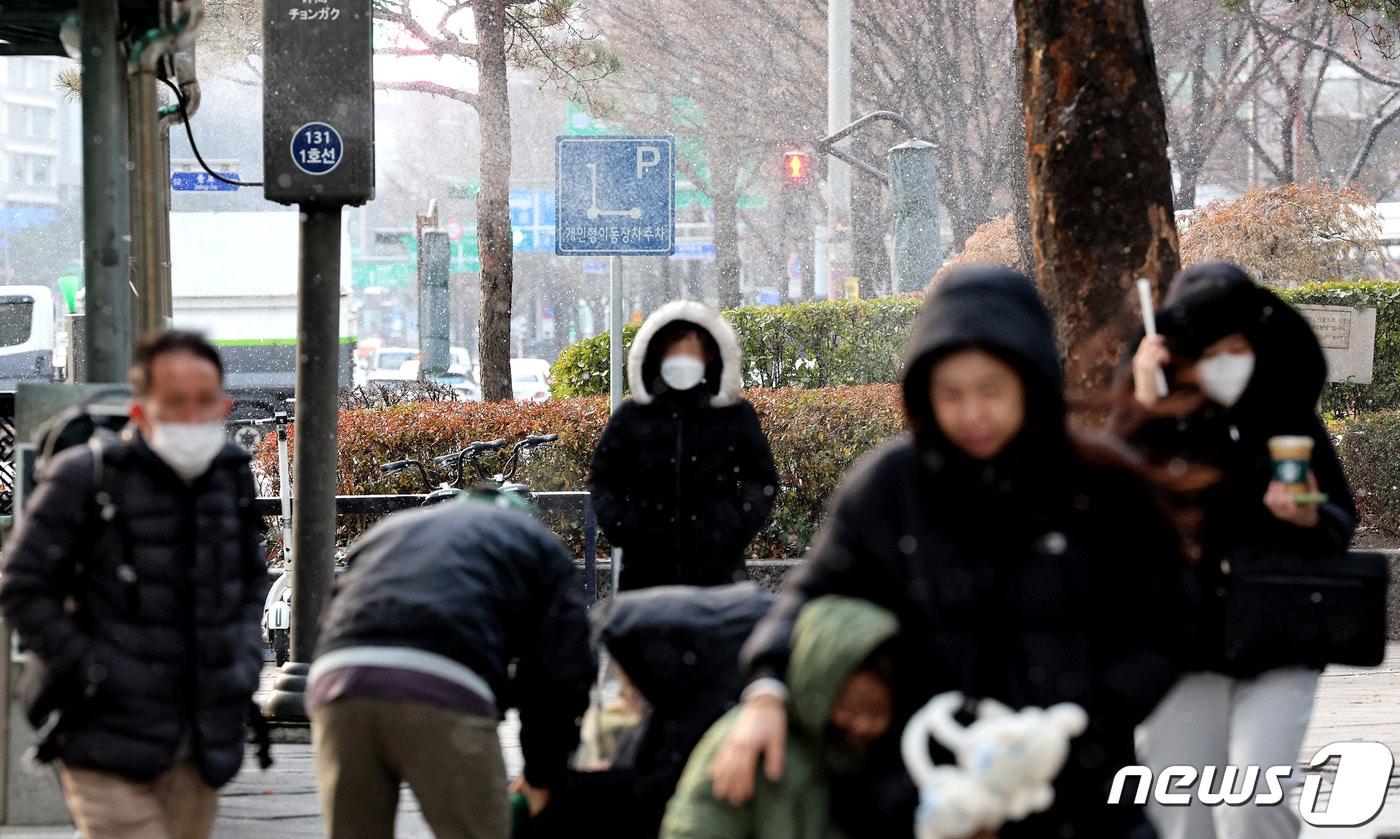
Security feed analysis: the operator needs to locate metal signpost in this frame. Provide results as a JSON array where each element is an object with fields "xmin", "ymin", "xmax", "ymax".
[
  {"xmin": 418, "ymin": 230, "xmax": 452, "ymax": 376},
  {"xmin": 811, "ymin": 112, "xmax": 941, "ymax": 294},
  {"xmin": 555, "ymin": 135, "xmax": 675, "ymax": 409},
  {"xmin": 557, "ymin": 136, "xmax": 674, "ymax": 591},
  {"xmin": 888, "ymin": 139, "xmax": 941, "ymax": 291},
  {"xmin": 262, "ymin": 0, "xmax": 375, "ymax": 721}
]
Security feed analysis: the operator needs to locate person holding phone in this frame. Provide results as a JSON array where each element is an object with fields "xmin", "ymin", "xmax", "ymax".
[{"xmin": 1115, "ymin": 262, "xmax": 1356, "ymax": 839}]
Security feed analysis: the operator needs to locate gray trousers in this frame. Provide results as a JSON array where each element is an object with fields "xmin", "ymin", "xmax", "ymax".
[{"xmin": 1136, "ymin": 668, "xmax": 1319, "ymax": 839}]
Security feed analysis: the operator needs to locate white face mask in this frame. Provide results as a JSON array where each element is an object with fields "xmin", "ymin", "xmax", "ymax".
[
  {"xmin": 1197, "ymin": 352, "xmax": 1256, "ymax": 407},
  {"xmin": 146, "ymin": 419, "xmax": 227, "ymax": 482},
  {"xmin": 660, "ymin": 356, "xmax": 706, "ymax": 391}
]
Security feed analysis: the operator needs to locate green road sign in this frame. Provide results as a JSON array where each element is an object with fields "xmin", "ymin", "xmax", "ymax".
[
  {"xmin": 565, "ymin": 101, "xmax": 610, "ymax": 136},
  {"xmin": 56, "ymin": 274, "xmax": 81, "ymax": 313},
  {"xmin": 352, "ymin": 261, "xmax": 412, "ymax": 289}
]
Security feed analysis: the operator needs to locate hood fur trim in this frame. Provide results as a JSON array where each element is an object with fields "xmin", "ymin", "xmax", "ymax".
[{"xmin": 627, "ymin": 300, "xmax": 742, "ymax": 407}]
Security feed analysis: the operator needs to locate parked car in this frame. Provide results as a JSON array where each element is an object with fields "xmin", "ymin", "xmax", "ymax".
[
  {"xmin": 432, "ymin": 367, "xmax": 483, "ymax": 402},
  {"xmin": 362, "ymin": 348, "xmax": 419, "ymax": 386},
  {"xmin": 512, "ymin": 357, "xmax": 552, "ymax": 402}
]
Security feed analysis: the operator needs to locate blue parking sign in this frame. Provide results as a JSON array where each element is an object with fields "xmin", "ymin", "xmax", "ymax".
[
  {"xmin": 290, "ymin": 122, "xmax": 344, "ymax": 176},
  {"xmin": 556, "ymin": 136, "xmax": 674, "ymax": 256}
]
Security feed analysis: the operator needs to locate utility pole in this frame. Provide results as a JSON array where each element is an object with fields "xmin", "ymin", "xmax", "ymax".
[
  {"xmin": 79, "ymin": 0, "xmax": 133, "ymax": 383},
  {"xmin": 820, "ymin": 0, "xmax": 852, "ymax": 301},
  {"xmin": 128, "ymin": 8, "xmax": 200, "ymax": 338},
  {"xmin": 261, "ymin": 0, "xmax": 376, "ymax": 723}
]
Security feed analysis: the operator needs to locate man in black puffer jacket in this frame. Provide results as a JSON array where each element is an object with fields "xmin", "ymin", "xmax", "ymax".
[
  {"xmin": 309, "ymin": 495, "xmax": 595, "ymax": 839},
  {"xmin": 0, "ymin": 331, "xmax": 267, "ymax": 838}
]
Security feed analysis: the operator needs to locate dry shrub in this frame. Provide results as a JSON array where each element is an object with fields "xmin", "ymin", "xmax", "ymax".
[
  {"xmin": 931, "ymin": 214, "xmax": 1027, "ymax": 286},
  {"xmin": 1179, "ymin": 182, "xmax": 1384, "ymax": 286},
  {"xmin": 255, "ymin": 385, "xmax": 907, "ymax": 558}
]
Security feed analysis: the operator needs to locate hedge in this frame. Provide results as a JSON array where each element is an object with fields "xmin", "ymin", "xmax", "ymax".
[
  {"xmin": 1279, "ymin": 280, "xmax": 1400, "ymax": 416},
  {"xmin": 255, "ymin": 388, "xmax": 1398, "ymax": 558},
  {"xmin": 1334, "ymin": 410, "xmax": 1400, "ymax": 542},
  {"xmin": 549, "ymin": 282, "xmax": 1400, "ymax": 415},
  {"xmin": 550, "ymin": 297, "xmax": 924, "ymax": 398},
  {"xmin": 254, "ymin": 385, "xmax": 906, "ymax": 558}
]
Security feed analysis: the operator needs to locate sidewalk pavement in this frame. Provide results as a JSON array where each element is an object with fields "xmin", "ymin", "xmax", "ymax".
[{"xmin": 4, "ymin": 645, "xmax": 1398, "ymax": 838}]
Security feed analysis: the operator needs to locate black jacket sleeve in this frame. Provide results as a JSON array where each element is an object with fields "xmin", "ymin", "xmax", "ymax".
[
  {"xmin": 514, "ymin": 532, "xmax": 597, "ymax": 789},
  {"xmin": 733, "ymin": 400, "xmax": 779, "ymax": 549},
  {"xmin": 588, "ymin": 403, "xmax": 636, "ymax": 549},
  {"xmin": 0, "ymin": 448, "xmax": 101, "ymax": 688},
  {"xmin": 1087, "ymin": 471, "xmax": 1196, "ymax": 727},
  {"xmin": 740, "ymin": 450, "xmax": 894, "ymax": 685}
]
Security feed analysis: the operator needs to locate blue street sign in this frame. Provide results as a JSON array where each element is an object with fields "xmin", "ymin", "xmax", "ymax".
[
  {"xmin": 290, "ymin": 121, "xmax": 344, "ymax": 175},
  {"xmin": 670, "ymin": 240, "xmax": 716, "ymax": 260},
  {"xmin": 556, "ymin": 135, "xmax": 674, "ymax": 256},
  {"xmin": 170, "ymin": 171, "xmax": 238, "ymax": 192},
  {"xmin": 509, "ymin": 188, "xmax": 557, "ymax": 252}
]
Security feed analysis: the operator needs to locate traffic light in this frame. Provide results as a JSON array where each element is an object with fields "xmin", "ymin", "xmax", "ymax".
[{"xmin": 783, "ymin": 150, "xmax": 812, "ymax": 185}]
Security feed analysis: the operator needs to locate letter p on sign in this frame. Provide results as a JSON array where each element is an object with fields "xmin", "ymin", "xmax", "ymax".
[
  {"xmin": 636, "ymin": 146, "xmax": 660, "ymax": 179},
  {"xmin": 1300, "ymin": 741, "xmax": 1393, "ymax": 827}
]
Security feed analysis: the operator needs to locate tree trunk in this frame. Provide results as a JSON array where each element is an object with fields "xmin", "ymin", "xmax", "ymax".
[
  {"xmin": 711, "ymin": 151, "xmax": 742, "ymax": 309},
  {"xmin": 798, "ymin": 220, "xmax": 815, "ymax": 301},
  {"xmin": 1015, "ymin": 0, "xmax": 1179, "ymax": 395},
  {"xmin": 685, "ymin": 259, "xmax": 703, "ymax": 301},
  {"xmin": 1010, "ymin": 45, "xmax": 1036, "ymax": 284},
  {"xmin": 1174, "ymin": 39, "xmax": 1208, "ymax": 210},
  {"xmin": 661, "ymin": 254, "xmax": 679, "ymax": 304},
  {"xmin": 475, "ymin": 0, "xmax": 514, "ymax": 402}
]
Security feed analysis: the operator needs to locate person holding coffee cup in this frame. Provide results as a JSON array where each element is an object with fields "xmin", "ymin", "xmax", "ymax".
[{"xmin": 1114, "ymin": 262, "xmax": 1356, "ymax": 839}]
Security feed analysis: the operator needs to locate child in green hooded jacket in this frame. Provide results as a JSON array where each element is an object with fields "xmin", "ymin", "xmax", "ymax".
[{"xmin": 661, "ymin": 596, "xmax": 898, "ymax": 839}]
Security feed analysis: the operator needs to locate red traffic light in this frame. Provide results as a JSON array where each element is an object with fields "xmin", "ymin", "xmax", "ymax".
[{"xmin": 783, "ymin": 150, "xmax": 811, "ymax": 184}]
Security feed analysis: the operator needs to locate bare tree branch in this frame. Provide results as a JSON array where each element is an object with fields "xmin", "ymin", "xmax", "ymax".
[
  {"xmin": 1345, "ymin": 89, "xmax": 1400, "ymax": 180},
  {"xmin": 376, "ymin": 80, "xmax": 480, "ymax": 107}
]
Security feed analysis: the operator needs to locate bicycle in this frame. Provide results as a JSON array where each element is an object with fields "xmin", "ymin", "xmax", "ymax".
[{"xmin": 379, "ymin": 433, "xmax": 560, "ymax": 505}]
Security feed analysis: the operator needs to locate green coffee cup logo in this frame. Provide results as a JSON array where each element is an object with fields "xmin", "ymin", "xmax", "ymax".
[
  {"xmin": 1274, "ymin": 459, "xmax": 1307, "ymax": 485},
  {"xmin": 1268, "ymin": 435, "xmax": 1314, "ymax": 492}
]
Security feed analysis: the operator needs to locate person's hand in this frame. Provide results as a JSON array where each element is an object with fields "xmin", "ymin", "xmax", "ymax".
[
  {"xmin": 1265, "ymin": 474, "xmax": 1321, "ymax": 528},
  {"xmin": 708, "ymin": 694, "xmax": 788, "ymax": 806},
  {"xmin": 1133, "ymin": 335, "xmax": 1171, "ymax": 407},
  {"xmin": 510, "ymin": 777, "xmax": 551, "ymax": 817},
  {"xmin": 968, "ymin": 832, "xmax": 999, "ymax": 839}
]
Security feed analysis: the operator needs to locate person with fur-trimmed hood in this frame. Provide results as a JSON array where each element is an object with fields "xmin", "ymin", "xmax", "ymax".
[{"xmin": 588, "ymin": 301, "xmax": 780, "ymax": 591}]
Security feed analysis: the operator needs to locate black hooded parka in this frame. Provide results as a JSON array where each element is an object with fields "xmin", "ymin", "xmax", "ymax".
[
  {"xmin": 589, "ymin": 301, "xmax": 779, "ymax": 591},
  {"xmin": 1113, "ymin": 261, "xmax": 1357, "ymax": 676},
  {"xmin": 741, "ymin": 267, "xmax": 1193, "ymax": 838}
]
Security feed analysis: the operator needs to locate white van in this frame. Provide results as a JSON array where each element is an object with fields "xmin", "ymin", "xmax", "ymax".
[{"xmin": 0, "ymin": 285, "xmax": 57, "ymax": 386}]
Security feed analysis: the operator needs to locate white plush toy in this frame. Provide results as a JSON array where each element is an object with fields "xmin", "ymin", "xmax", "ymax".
[
  {"xmin": 902, "ymin": 691, "xmax": 1089, "ymax": 839},
  {"xmin": 908, "ymin": 764, "xmax": 1003, "ymax": 839}
]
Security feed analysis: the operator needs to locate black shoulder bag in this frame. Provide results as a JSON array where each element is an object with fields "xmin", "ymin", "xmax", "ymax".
[{"xmin": 1220, "ymin": 546, "xmax": 1388, "ymax": 673}]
